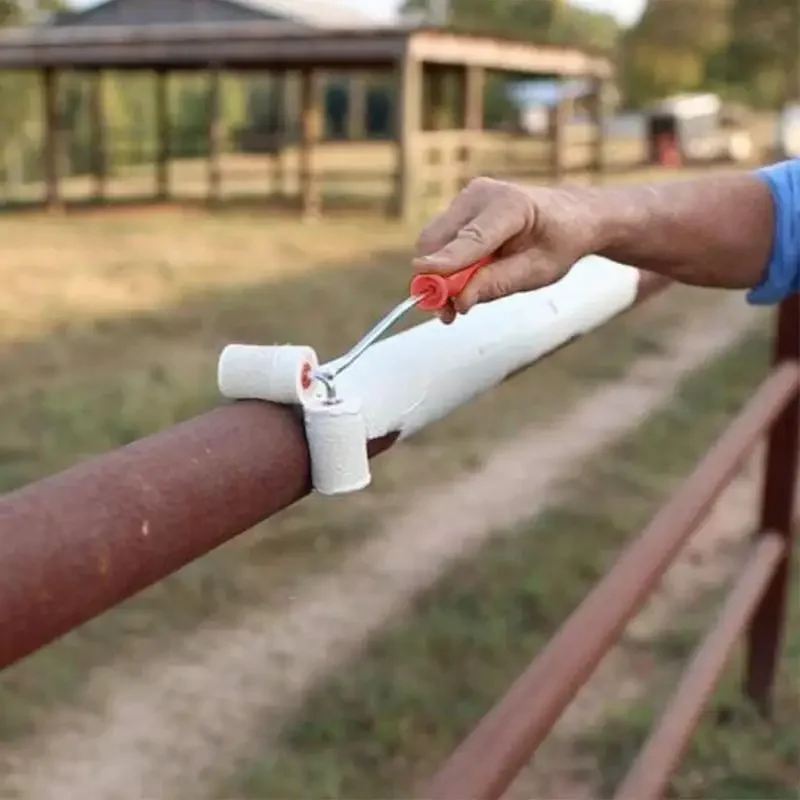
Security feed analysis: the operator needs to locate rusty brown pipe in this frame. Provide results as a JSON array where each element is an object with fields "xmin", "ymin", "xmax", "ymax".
[{"xmin": 0, "ymin": 400, "xmax": 394, "ymax": 669}]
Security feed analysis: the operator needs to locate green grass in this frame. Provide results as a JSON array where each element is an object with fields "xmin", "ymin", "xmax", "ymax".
[{"xmin": 217, "ymin": 323, "xmax": 792, "ymax": 800}]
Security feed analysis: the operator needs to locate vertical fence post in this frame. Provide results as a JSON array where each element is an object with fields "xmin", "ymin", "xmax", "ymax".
[{"xmin": 745, "ymin": 293, "xmax": 800, "ymax": 714}]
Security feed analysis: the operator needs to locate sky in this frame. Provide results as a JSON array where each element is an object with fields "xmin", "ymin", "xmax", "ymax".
[
  {"xmin": 69, "ymin": 0, "xmax": 648, "ymax": 27},
  {"xmin": 344, "ymin": 0, "xmax": 646, "ymax": 26}
]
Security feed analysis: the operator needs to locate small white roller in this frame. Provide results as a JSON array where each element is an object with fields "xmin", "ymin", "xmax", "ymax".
[
  {"xmin": 303, "ymin": 397, "xmax": 371, "ymax": 495},
  {"xmin": 217, "ymin": 344, "xmax": 319, "ymax": 405}
]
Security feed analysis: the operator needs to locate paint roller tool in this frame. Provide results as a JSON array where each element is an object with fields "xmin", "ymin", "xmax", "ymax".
[
  {"xmin": 311, "ymin": 256, "xmax": 492, "ymax": 403},
  {"xmin": 217, "ymin": 256, "xmax": 490, "ymax": 495}
]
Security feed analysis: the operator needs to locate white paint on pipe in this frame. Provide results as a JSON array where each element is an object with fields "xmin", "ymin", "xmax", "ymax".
[{"xmin": 324, "ymin": 255, "xmax": 640, "ymax": 440}]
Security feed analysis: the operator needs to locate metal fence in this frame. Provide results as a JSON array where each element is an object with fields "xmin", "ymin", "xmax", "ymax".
[
  {"xmin": 0, "ymin": 282, "xmax": 796, "ymax": 799},
  {"xmin": 426, "ymin": 292, "xmax": 800, "ymax": 800}
]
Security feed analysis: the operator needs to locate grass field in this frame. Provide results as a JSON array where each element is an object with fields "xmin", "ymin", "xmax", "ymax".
[{"xmin": 217, "ymin": 325, "xmax": 799, "ymax": 800}]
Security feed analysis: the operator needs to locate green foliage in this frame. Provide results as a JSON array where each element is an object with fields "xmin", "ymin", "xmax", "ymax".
[
  {"xmin": 621, "ymin": 0, "xmax": 800, "ymax": 109},
  {"xmin": 726, "ymin": 0, "xmax": 798, "ymax": 106},
  {"xmin": 620, "ymin": 0, "xmax": 732, "ymax": 107},
  {"xmin": 401, "ymin": 0, "xmax": 620, "ymax": 51}
]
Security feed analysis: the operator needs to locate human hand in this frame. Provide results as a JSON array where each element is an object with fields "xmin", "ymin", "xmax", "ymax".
[{"xmin": 412, "ymin": 177, "xmax": 602, "ymax": 323}]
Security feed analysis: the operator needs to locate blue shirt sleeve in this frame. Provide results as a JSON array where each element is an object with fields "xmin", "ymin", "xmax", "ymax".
[{"xmin": 749, "ymin": 160, "xmax": 800, "ymax": 305}]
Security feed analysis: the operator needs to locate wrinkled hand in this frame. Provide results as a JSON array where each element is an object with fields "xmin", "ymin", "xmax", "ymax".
[{"xmin": 412, "ymin": 177, "xmax": 601, "ymax": 323}]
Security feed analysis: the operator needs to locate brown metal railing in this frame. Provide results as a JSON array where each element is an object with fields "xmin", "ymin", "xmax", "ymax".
[
  {"xmin": 0, "ymin": 284, "xmax": 796, "ymax": 800},
  {"xmin": 426, "ymin": 292, "xmax": 799, "ymax": 800}
]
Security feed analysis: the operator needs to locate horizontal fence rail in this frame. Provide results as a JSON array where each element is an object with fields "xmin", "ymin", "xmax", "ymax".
[
  {"xmin": 426, "ymin": 293, "xmax": 800, "ymax": 800},
  {"xmin": 614, "ymin": 531, "xmax": 786, "ymax": 800}
]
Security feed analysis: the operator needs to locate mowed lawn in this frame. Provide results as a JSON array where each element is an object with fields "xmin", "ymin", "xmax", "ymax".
[{"xmin": 0, "ymin": 203, "xmax": 752, "ymax": 759}]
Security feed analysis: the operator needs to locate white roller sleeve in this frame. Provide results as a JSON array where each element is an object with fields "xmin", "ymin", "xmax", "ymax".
[
  {"xmin": 218, "ymin": 344, "xmax": 319, "ymax": 405},
  {"xmin": 303, "ymin": 398, "xmax": 371, "ymax": 495}
]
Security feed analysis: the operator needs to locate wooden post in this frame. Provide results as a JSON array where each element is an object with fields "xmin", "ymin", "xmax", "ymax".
[
  {"xmin": 88, "ymin": 69, "xmax": 106, "ymax": 202},
  {"xmin": 462, "ymin": 65, "xmax": 485, "ymax": 188},
  {"xmin": 549, "ymin": 92, "xmax": 569, "ymax": 183},
  {"xmin": 155, "ymin": 68, "xmax": 170, "ymax": 201},
  {"xmin": 42, "ymin": 67, "xmax": 60, "ymax": 210},
  {"xmin": 589, "ymin": 77, "xmax": 608, "ymax": 181},
  {"xmin": 299, "ymin": 67, "xmax": 323, "ymax": 219},
  {"xmin": 347, "ymin": 73, "xmax": 367, "ymax": 141},
  {"xmin": 274, "ymin": 71, "xmax": 300, "ymax": 197},
  {"xmin": 464, "ymin": 65, "xmax": 485, "ymax": 131},
  {"xmin": 207, "ymin": 66, "xmax": 223, "ymax": 206},
  {"xmin": 393, "ymin": 49, "xmax": 423, "ymax": 221},
  {"xmin": 282, "ymin": 70, "xmax": 300, "ymax": 142},
  {"xmin": 426, "ymin": 64, "xmax": 450, "ymax": 131}
]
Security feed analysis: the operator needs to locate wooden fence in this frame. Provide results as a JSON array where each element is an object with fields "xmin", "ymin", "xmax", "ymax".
[
  {"xmin": 0, "ymin": 280, "xmax": 796, "ymax": 799},
  {"xmin": 1, "ymin": 125, "xmax": 645, "ymax": 214}
]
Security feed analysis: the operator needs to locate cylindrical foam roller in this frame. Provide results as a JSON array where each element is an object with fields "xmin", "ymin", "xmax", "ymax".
[
  {"xmin": 303, "ymin": 398, "xmax": 371, "ymax": 495},
  {"xmin": 217, "ymin": 344, "xmax": 319, "ymax": 405}
]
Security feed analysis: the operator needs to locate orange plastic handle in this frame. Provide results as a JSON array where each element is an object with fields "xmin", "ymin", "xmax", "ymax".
[{"xmin": 409, "ymin": 256, "xmax": 492, "ymax": 311}]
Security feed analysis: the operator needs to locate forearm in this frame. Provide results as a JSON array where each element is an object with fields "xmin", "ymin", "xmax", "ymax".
[{"xmin": 584, "ymin": 173, "xmax": 775, "ymax": 291}]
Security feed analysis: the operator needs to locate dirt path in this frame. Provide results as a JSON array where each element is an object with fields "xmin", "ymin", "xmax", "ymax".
[{"xmin": 0, "ymin": 293, "xmax": 761, "ymax": 800}]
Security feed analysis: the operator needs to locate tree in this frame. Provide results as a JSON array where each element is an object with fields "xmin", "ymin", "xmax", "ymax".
[
  {"xmin": 401, "ymin": 0, "xmax": 620, "ymax": 51},
  {"xmin": 400, "ymin": 0, "xmax": 622, "ymax": 127},
  {"xmin": 620, "ymin": 0, "xmax": 732, "ymax": 107},
  {"xmin": 725, "ymin": 0, "xmax": 797, "ymax": 106}
]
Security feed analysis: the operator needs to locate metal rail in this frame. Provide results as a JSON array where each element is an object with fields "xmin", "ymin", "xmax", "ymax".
[{"xmin": 614, "ymin": 532, "xmax": 786, "ymax": 800}]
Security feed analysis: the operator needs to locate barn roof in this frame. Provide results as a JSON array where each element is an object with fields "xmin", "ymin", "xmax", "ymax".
[{"xmin": 0, "ymin": 23, "xmax": 614, "ymax": 80}]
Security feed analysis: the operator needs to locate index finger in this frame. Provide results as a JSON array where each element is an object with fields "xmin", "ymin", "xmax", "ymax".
[
  {"xmin": 412, "ymin": 204, "xmax": 529, "ymax": 273},
  {"xmin": 414, "ymin": 186, "xmax": 484, "ymax": 259}
]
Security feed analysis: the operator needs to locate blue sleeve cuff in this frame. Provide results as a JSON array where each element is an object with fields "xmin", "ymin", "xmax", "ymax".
[{"xmin": 748, "ymin": 160, "xmax": 800, "ymax": 305}]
